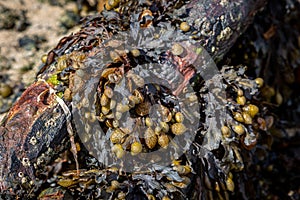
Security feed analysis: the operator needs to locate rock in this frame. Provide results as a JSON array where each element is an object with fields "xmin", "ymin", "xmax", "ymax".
[{"xmin": 0, "ymin": 4, "xmax": 29, "ymax": 31}]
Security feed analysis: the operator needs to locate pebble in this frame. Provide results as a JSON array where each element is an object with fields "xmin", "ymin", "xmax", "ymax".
[{"xmin": 0, "ymin": 84, "xmax": 13, "ymax": 98}]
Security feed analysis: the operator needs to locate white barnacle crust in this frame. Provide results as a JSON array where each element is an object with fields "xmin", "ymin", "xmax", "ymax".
[
  {"xmin": 36, "ymin": 130, "xmax": 42, "ymax": 138},
  {"xmin": 21, "ymin": 177, "xmax": 27, "ymax": 184},
  {"xmin": 45, "ymin": 118, "xmax": 57, "ymax": 127},
  {"xmin": 18, "ymin": 172, "xmax": 24, "ymax": 178},
  {"xmin": 29, "ymin": 136, "xmax": 37, "ymax": 145},
  {"xmin": 22, "ymin": 157, "xmax": 31, "ymax": 167}
]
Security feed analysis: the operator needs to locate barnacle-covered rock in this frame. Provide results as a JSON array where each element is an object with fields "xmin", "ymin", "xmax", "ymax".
[
  {"xmin": 0, "ymin": 81, "xmax": 70, "ymax": 197},
  {"xmin": 0, "ymin": 0, "xmax": 269, "ymax": 199}
]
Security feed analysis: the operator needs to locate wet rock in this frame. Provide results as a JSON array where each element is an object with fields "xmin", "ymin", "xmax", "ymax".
[
  {"xmin": 0, "ymin": 54, "xmax": 12, "ymax": 71},
  {"xmin": 0, "ymin": 4, "xmax": 29, "ymax": 31},
  {"xmin": 18, "ymin": 35, "xmax": 47, "ymax": 51}
]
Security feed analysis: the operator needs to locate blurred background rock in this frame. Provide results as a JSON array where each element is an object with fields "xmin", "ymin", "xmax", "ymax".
[{"xmin": 0, "ymin": 0, "xmax": 100, "ymax": 120}]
